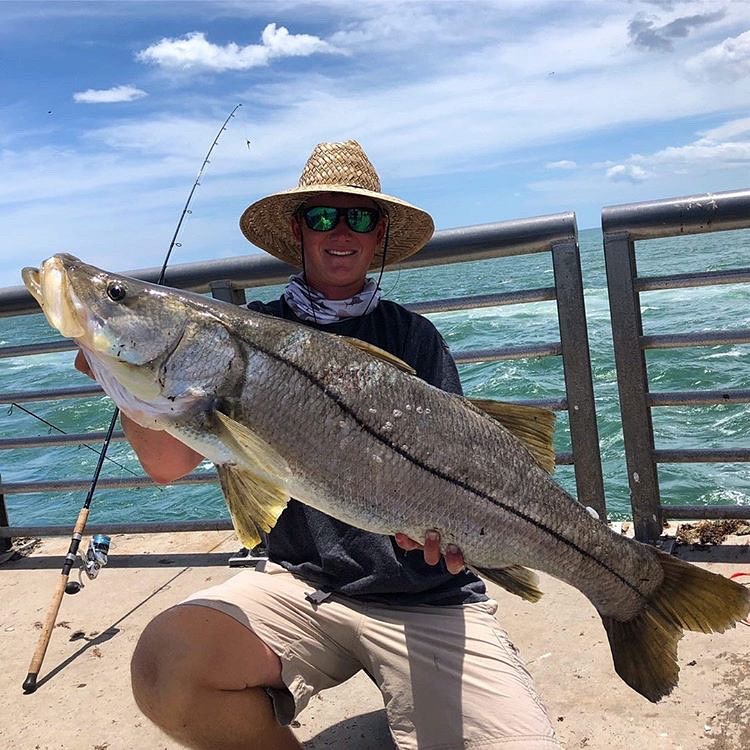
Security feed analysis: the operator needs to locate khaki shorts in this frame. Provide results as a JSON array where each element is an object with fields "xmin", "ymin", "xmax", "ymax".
[{"xmin": 182, "ymin": 562, "xmax": 560, "ymax": 750}]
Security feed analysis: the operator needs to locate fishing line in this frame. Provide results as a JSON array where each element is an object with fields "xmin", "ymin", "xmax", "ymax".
[
  {"xmin": 7, "ymin": 402, "xmax": 145, "ymax": 482},
  {"xmin": 22, "ymin": 103, "xmax": 243, "ymax": 694}
]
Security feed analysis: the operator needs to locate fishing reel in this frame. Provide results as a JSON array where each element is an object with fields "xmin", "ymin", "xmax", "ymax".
[{"xmin": 65, "ymin": 534, "xmax": 111, "ymax": 595}]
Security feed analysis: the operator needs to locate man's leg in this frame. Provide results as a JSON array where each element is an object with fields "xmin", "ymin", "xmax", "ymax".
[
  {"xmin": 131, "ymin": 603, "xmax": 302, "ymax": 750},
  {"xmin": 356, "ymin": 599, "xmax": 561, "ymax": 750}
]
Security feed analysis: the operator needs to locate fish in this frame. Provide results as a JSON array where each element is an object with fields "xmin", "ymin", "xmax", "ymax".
[{"xmin": 22, "ymin": 253, "xmax": 750, "ymax": 703}]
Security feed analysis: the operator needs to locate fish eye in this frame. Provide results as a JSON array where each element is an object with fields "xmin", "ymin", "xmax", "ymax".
[{"xmin": 106, "ymin": 282, "xmax": 127, "ymax": 302}]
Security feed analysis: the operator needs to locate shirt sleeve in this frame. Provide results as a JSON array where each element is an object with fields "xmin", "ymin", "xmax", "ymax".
[{"xmin": 406, "ymin": 315, "xmax": 464, "ymax": 396}]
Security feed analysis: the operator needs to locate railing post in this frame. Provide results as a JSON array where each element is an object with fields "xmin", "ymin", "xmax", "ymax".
[
  {"xmin": 603, "ymin": 231, "xmax": 662, "ymax": 542},
  {"xmin": 551, "ymin": 238, "xmax": 606, "ymax": 519},
  {"xmin": 1, "ymin": 472, "xmax": 11, "ymax": 552},
  {"xmin": 209, "ymin": 280, "xmax": 246, "ymax": 305}
]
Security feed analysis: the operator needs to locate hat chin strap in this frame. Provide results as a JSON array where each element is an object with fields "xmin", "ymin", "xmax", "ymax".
[
  {"xmin": 299, "ymin": 237, "xmax": 319, "ymax": 325},
  {"xmin": 360, "ymin": 225, "xmax": 389, "ymax": 318}
]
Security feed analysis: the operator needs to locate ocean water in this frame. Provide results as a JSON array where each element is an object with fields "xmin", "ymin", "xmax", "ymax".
[{"xmin": 1, "ymin": 226, "xmax": 749, "ymax": 528}]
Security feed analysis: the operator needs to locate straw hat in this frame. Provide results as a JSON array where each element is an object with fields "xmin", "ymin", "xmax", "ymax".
[{"xmin": 239, "ymin": 140, "xmax": 434, "ymax": 269}]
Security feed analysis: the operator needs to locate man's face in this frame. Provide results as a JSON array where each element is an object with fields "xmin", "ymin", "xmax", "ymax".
[{"xmin": 291, "ymin": 192, "xmax": 386, "ymax": 300}]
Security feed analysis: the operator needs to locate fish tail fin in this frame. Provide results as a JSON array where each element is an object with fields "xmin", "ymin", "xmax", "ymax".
[{"xmin": 602, "ymin": 549, "xmax": 750, "ymax": 702}]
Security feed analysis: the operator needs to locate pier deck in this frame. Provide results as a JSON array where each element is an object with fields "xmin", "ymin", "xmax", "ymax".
[{"xmin": 1, "ymin": 525, "xmax": 747, "ymax": 749}]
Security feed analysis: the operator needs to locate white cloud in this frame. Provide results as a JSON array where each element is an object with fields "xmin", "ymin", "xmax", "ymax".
[
  {"xmin": 136, "ymin": 24, "xmax": 341, "ymax": 71},
  {"xmin": 599, "ymin": 115, "xmax": 750, "ymax": 185},
  {"xmin": 546, "ymin": 160, "xmax": 577, "ymax": 170},
  {"xmin": 73, "ymin": 85, "xmax": 147, "ymax": 104},
  {"xmin": 606, "ymin": 164, "xmax": 649, "ymax": 182},
  {"xmin": 685, "ymin": 30, "xmax": 750, "ymax": 81}
]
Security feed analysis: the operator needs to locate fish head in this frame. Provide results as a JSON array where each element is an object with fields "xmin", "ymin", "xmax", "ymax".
[
  {"xmin": 23, "ymin": 253, "xmax": 187, "ymax": 364},
  {"xmin": 22, "ymin": 253, "xmax": 200, "ymax": 408}
]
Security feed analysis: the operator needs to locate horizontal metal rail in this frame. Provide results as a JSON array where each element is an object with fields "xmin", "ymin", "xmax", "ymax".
[
  {"xmin": 637, "ymin": 267, "xmax": 750, "ymax": 292},
  {"xmin": 654, "ymin": 448, "xmax": 750, "ymax": 462},
  {"xmin": 2, "ymin": 471, "xmax": 216, "ymax": 495},
  {"xmin": 1, "ymin": 214, "xmax": 577, "ymax": 317},
  {"xmin": 603, "ymin": 186, "xmax": 750, "ymax": 541},
  {"xmin": 0, "ymin": 290, "xmax": 560, "ymax": 363},
  {"xmin": 0, "ymin": 384, "xmax": 103, "ymax": 404},
  {"xmin": 0, "ymin": 345, "xmax": 567, "ymax": 406},
  {"xmin": 642, "ymin": 329, "xmax": 750, "ymax": 349},
  {"xmin": 0, "ymin": 431, "xmax": 126, "ymax": 450},
  {"xmin": 3, "ymin": 445, "xmax": 576, "ymax": 499},
  {"xmin": 0, "ymin": 519, "xmax": 234, "ymax": 538},
  {"xmin": 649, "ymin": 389, "xmax": 750, "ymax": 407},
  {"xmin": 0, "ymin": 340, "xmax": 74, "ymax": 359},
  {"xmin": 602, "ymin": 188, "xmax": 750, "ymax": 239},
  {"xmin": 406, "ymin": 288, "xmax": 557, "ymax": 314},
  {"xmin": 660, "ymin": 505, "xmax": 750, "ymax": 520}
]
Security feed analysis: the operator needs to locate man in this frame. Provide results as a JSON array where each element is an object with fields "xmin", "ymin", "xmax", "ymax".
[{"xmin": 80, "ymin": 140, "xmax": 559, "ymax": 749}]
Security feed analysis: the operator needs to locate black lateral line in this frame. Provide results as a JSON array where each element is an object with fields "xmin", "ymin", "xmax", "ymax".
[{"xmin": 255, "ymin": 341, "xmax": 643, "ymax": 599}]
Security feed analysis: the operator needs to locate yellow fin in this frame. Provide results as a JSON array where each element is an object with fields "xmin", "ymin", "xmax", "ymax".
[
  {"xmin": 216, "ymin": 464, "xmax": 289, "ymax": 549},
  {"xmin": 468, "ymin": 398, "xmax": 556, "ymax": 473},
  {"xmin": 214, "ymin": 411, "xmax": 292, "ymax": 483},
  {"xmin": 602, "ymin": 549, "xmax": 750, "ymax": 702},
  {"xmin": 340, "ymin": 336, "xmax": 416, "ymax": 375},
  {"xmin": 472, "ymin": 564, "xmax": 543, "ymax": 603}
]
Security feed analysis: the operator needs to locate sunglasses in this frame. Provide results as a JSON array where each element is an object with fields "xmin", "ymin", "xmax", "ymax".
[{"xmin": 301, "ymin": 205, "xmax": 381, "ymax": 234}]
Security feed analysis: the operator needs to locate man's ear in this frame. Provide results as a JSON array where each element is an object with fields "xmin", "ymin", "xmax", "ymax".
[
  {"xmin": 290, "ymin": 215, "xmax": 302, "ymax": 244},
  {"xmin": 376, "ymin": 214, "xmax": 388, "ymax": 244}
]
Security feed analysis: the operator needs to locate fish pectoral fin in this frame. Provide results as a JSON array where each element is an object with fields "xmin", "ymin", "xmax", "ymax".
[
  {"xmin": 339, "ymin": 336, "xmax": 417, "ymax": 375},
  {"xmin": 214, "ymin": 411, "xmax": 291, "ymax": 482},
  {"xmin": 216, "ymin": 464, "xmax": 289, "ymax": 549},
  {"xmin": 472, "ymin": 564, "xmax": 544, "ymax": 603},
  {"xmin": 467, "ymin": 398, "xmax": 556, "ymax": 474}
]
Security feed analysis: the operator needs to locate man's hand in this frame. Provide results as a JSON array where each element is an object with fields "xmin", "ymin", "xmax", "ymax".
[
  {"xmin": 74, "ymin": 348, "xmax": 94, "ymax": 379},
  {"xmin": 394, "ymin": 530, "xmax": 465, "ymax": 574}
]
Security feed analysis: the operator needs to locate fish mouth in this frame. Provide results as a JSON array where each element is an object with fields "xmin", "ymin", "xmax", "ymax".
[{"xmin": 22, "ymin": 256, "xmax": 87, "ymax": 339}]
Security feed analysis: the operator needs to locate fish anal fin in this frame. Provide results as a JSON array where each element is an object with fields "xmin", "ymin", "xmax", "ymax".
[
  {"xmin": 473, "ymin": 564, "xmax": 543, "ymax": 603},
  {"xmin": 216, "ymin": 464, "xmax": 289, "ymax": 549},
  {"xmin": 468, "ymin": 399, "xmax": 556, "ymax": 473},
  {"xmin": 340, "ymin": 336, "xmax": 416, "ymax": 375},
  {"xmin": 602, "ymin": 549, "xmax": 750, "ymax": 702}
]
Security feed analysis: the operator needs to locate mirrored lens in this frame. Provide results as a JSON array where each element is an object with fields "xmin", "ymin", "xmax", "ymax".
[
  {"xmin": 346, "ymin": 208, "xmax": 378, "ymax": 233},
  {"xmin": 302, "ymin": 206, "xmax": 379, "ymax": 233},
  {"xmin": 304, "ymin": 206, "xmax": 339, "ymax": 231}
]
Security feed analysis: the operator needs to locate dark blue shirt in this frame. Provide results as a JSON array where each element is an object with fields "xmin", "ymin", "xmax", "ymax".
[{"xmin": 247, "ymin": 296, "xmax": 488, "ymax": 605}]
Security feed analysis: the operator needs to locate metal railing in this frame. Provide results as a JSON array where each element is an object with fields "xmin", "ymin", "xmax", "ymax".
[
  {"xmin": 0, "ymin": 212, "xmax": 605, "ymax": 539},
  {"xmin": 603, "ymin": 188, "xmax": 750, "ymax": 541}
]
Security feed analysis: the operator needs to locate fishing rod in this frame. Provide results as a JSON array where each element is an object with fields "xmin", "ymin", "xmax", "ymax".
[{"xmin": 22, "ymin": 103, "xmax": 243, "ymax": 694}]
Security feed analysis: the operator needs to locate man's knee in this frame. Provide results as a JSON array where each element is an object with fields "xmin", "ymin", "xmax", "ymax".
[
  {"xmin": 131, "ymin": 606, "xmax": 190, "ymax": 723},
  {"xmin": 130, "ymin": 603, "xmax": 284, "ymax": 721}
]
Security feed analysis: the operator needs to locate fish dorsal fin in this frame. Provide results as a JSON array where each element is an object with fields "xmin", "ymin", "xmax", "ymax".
[
  {"xmin": 471, "ymin": 564, "xmax": 543, "ymax": 603},
  {"xmin": 340, "ymin": 336, "xmax": 416, "ymax": 375},
  {"xmin": 215, "ymin": 464, "xmax": 289, "ymax": 549},
  {"xmin": 468, "ymin": 399, "xmax": 556, "ymax": 473},
  {"xmin": 212, "ymin": 411, "xmax": 292, "ymax": 547}
]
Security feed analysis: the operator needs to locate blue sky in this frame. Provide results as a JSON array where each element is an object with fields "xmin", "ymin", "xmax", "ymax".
[{"xmin": 1, "ymin": 0, "xmax": 749, "ymax": 288}]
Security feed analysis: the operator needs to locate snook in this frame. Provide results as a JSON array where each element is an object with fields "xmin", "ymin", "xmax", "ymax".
[{"xmin": 23, "ymin": 254, "xmax": 750, "ymax": 703}]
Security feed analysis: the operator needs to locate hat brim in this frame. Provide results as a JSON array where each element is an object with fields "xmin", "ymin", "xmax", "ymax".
[{"xmin": 239, "ymin": 184, "xmax": 434, "ymax": 270}]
